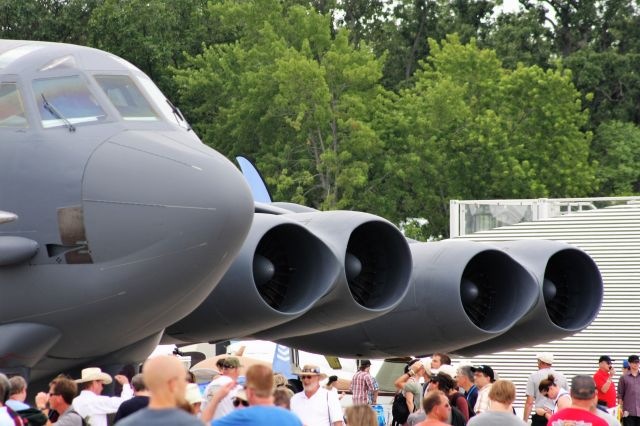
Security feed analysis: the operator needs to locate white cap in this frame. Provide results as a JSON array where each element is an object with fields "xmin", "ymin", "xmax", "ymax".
[
  {"xmin": 434, "ymin": 364, "xmax": 458, "ymax": 378},
  {"xmin": 536, "ymin": 352, "xmax": 554, "ymax": 364}
]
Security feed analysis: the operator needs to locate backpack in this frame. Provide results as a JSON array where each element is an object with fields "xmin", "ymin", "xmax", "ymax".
[
  {"xmin": 450, "ymin": 406, "xmax": 467, "ymax": 426},
  {"xmin": 15, "ymin": 407, "xmax": 47, "ymax": 426},
  {"xmin": 391, "ymin": 392, "xmax": 410, "ymax": 425}
]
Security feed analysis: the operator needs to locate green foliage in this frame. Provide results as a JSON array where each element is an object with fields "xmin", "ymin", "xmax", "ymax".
[
  {"xmin": 387, "ymin": 36, "xmax": 595, "ymax": 237},
  {"xmin": 564, "ymin": 49, "xmax": 640, "ymax": 127},
  {"xmin": 482, "ymin": 8, "xmax": 554, "ymax": 69},
  {"xmin": 591, "ymin": 121, "xmax": 640, "ymax": 195},
  {"xmin": 86, "ymin": 0, "xmax": 211, "ymax": 96},
  {"xmin": 174, "ymin": 0, "xmax": 391, "ymax": 215},
  {"xmin": 0, "ymin": 0, "xmax": 98, "ymax": 43}
]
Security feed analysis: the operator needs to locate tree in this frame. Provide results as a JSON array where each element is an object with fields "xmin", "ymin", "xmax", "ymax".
[
  {"xmin": 483, "ymin": 8, "xmax": 554, "ymax": 69},
  {"xmin": 174, "ymin": 0, "xmax": 393, "ymax": 214},
  {"xmin": 0, "ymin": 0, "xmax": 98, "ymax": 43},
  {"xmin": 86, "ymin": 0, "xmax": 211, "ymax": 97},
  {"xmin": 591, "ymin": 120, "xmax": 640, "ymax": 195},
  {"xmin": 386, "ymin": 36, "xmax": 595, "ymax": 238},
  {"xmin": 564, "ymin": 49, "xmax": 640, "ymax": 127}
]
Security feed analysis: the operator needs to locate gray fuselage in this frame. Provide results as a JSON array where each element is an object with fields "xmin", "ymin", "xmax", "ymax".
[{"xmin": 0, "ymin": 40, "xmax": 254, "ymax": 379}]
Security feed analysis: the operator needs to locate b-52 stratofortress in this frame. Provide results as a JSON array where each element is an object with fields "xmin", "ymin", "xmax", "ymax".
[{"xmin": 0, "ymin": 40, "xmax": 603, "ymax": 382}]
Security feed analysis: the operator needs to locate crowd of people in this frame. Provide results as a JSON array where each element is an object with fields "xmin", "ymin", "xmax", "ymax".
[
  {"xmin": 1, "ymin": 351, "xmax": 639, "ymax": 426},
  {"xmin": 390, "ymin": 352, "xmax": 632, "ymax": 426}
]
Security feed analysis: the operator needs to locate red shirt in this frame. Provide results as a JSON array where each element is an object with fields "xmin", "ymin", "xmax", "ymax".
[
  {"xmin": 547, "ymin": 407, "xmax": 608, "ymax": 426},
  {"xmin": 593, "ymin": 368, "xmax": 616, "ymax": 407}
]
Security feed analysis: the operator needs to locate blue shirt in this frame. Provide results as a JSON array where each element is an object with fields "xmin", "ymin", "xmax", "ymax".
[{"xmin": 212, "ymin": 405, "xmax": 302, "ymax": 426}]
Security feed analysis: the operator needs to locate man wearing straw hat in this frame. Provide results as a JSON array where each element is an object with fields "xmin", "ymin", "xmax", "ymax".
[
  {"xmin": 72, "ymin": 367, "xmax": 132, "ymax": 426},
  {"xmin": 290, "ymin": 365, "xmax": 343, "ymax": 426}
]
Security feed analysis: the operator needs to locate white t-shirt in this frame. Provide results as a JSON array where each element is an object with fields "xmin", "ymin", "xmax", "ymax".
[
  {"xmin": 291, "ymin": 387, "xmax": 343, "ymax": 426},
  {"xmin": 202, "ymin": 375, "xmax": 242, "ymax": 419},
  {"xmin": 73, "ymin": 386, "xmax": 133, "ymax": 426},
  {"xmin": 0, "ymin": 407, "xmax": 15, "ymax": 426}
]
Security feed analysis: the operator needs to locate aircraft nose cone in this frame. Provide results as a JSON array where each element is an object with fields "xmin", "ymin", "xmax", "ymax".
[{"xmin": 81, "ymin": 131, "xmax": 253, "ymax": 266}]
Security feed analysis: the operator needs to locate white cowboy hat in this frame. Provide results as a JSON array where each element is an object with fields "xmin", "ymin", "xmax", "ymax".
[
  {"xmin": 74, "ymin": 367, "xmax": 113, "ymax": 385},
  {"xmin": 294, "ymin": 364, "xmax": 328, "ymax": 380}
]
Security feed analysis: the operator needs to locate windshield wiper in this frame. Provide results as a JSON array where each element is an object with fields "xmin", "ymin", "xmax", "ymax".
[
  {"xmin": 41, "ymin": 94, "xmax": 75, "ymax": 132},
  {"xmin": 166, "ymin": 98, "xmax": 192, "ymax": 131}
]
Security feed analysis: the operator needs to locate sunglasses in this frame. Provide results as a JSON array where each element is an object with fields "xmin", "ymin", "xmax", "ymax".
[
  {"xmin": 232, "ymin": 398, "xmax": 249, "ymax": 407},
  {"xmin": 222, "ymin": 365, "xmax": 237, "ymax": 369},
  {"xmin": 301, "ymin": 367, "xmax": 321, "ymax": 374}
]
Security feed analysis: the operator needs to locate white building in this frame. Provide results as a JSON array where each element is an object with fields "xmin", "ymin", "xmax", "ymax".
[{"xmin": 450, "ymin": 197, "xmax": 640, "ymax": 408}]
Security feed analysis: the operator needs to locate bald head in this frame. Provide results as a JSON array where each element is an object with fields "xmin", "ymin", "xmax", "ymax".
[{"xmin": 142, "ymin": 355, "xmax": 188, "ymax": 409}]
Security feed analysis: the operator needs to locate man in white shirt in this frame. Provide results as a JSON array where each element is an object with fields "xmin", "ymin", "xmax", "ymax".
[
  {"xmin": 290, "ymin": 364, "xmax": 343, "ymax": 426},
  {"xmin": 202, "ymin": 357, "xmax": 243, "ymax": 420},
  {"xmin": 470, "ymin": 365, "xmax": 495, "ymax": 415},
  {"xmin": 0, "ymin": 373, "xmax": 18, "ymax": 426},
  {"xmin": 72, "ymin": 367, "xmax": 132, "ymax": 426}
]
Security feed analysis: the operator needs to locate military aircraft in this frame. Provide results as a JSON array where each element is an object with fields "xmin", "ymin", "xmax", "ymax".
[
  {"xmin": 0, "ymin": 39, "xmax": 255, "ymax": 380},
  {"xmin": 0, "ymin": 39, "xmax": 604, "ymax": 383},
  {"xmin": 166, "ymin": 159, "xmax": 604, "ymax": 359}
]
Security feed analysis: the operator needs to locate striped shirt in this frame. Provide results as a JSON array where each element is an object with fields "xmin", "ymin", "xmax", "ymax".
[{"xmin": 350, "ymin": 371, "xmax": 376, "ymax": 405}]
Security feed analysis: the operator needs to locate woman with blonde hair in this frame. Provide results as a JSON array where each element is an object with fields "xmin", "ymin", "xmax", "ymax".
[{"xmin": 345, "ymin": 404, "xmax": 378, "ymax": 426}]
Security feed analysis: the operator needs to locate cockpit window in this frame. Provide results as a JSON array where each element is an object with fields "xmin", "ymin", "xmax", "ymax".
[
  {"xmin": 0, "ymin": 83, "xmax": 28, "ymax": 128},
  {"xmin": 33, "ymin": 75, "xmax": 106, "ymax": 128},
  {"xmin": 94, "ymin": 75, "xmax": 159, "ymax": 121},
  {"xmin": 136, "ymin": 74, "xmax": 191, "ymax": 130}
]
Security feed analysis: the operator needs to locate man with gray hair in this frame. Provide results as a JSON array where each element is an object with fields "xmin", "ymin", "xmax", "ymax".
[
  {"xmin": 457, "ymin": 365, "xmax": 477, "ymax": 419},
  {"xmin": 1, "ymin": 373, "xmax": 22, "ymax": 425},
  {"xmin": 6, "ymin": 376, "xmax": 47, "ymax": 426},
  {"xmin": 548, "ymin": 375, "xmax": 608, "ymax": 426}
]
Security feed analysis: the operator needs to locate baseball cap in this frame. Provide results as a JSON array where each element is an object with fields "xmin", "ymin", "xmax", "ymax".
[
  {"xmin": 629, "ymin": 355, "xmax": 640, "ymax": 363},
  {"xmin": 470, "ymin": 365, "xmax": 495, "ymax": 382},
  {"xmin": 434, "ymin": 364, "xmax": 457, "ymax": 379},
  {"xmin": 536, "ymin": 352, "xmax": 554, "ymax": 364},
  {"xmin": 570, "ymin": 375, "xmax": 597, "ymax": 400},
  {"xmin": 599, "ymin": 355, "xmax": 613, "ymax": 364},
  {"xmin": 360, "ymin": 360, "xmax": 372, "ymax": 368},
  {"xmin": 222, "ymin": 357, "xmax": 242, "ymax": 369}
]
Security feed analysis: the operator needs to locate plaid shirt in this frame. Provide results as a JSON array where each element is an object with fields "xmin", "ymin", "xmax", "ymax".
[{"xmin": 350, "ymin": 370, "xmax": 376, "ymax": 404}]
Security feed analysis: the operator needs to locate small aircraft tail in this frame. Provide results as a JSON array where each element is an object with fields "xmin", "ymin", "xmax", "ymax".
[
  {"xmin": 236, "ymin": 156, "xmax": 273, "ymax": 203},
  {"xmin": 272, "ymin": 344, "xmax": 295, "ymax": 379}
]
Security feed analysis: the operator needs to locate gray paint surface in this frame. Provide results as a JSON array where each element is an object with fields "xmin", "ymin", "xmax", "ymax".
[{"xmin": 0, "ymin": 40, "xmax": 254, "ymax": 379}]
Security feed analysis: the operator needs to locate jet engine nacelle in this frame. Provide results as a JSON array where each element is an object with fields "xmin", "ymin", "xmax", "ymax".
[
  {"xmin": 255, "ymin": 210, "xmax": 412, "ymax": 340},
  {"xmin": 164, "ymin": 213, "xmax": 340, "ymax": 344},
  {"xmin": 453, "ymin": 240, "xmax": 603, "ymax": 356},
  {"xmin": 274, "ymin": 240, "xmax": 539, "ymax": 358}
]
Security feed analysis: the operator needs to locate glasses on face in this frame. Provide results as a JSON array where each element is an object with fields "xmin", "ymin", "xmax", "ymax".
[
  {"xmin": 232, "ymin": 398, "xmax": 249, "ymax": 407},
  {"xmin": 301, "ymin": 376, "xmax": 315, "ymax": 381}
]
